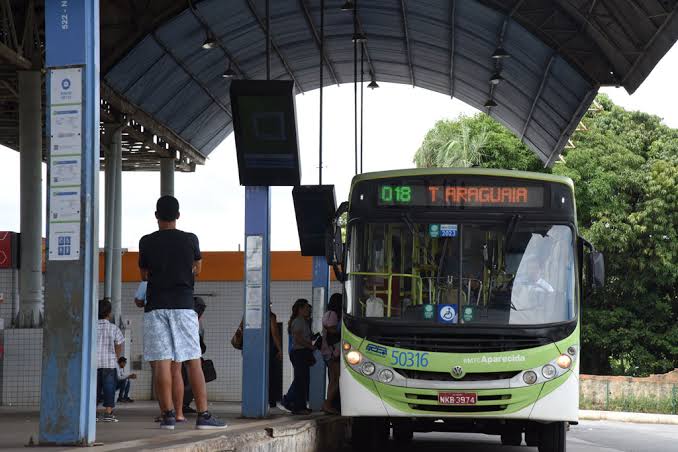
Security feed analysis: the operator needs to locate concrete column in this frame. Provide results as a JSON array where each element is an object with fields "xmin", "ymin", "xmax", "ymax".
[
  {"xmin": 160, "ymin": 158, "xmax": 174, "ymax": 197},
  {"xmin": 111, "ymin": 129, "xmax": 122, "ymax": 327},
  {"xmin": 18, "ymin": 70, "xmax": 43, "ymax": 328},
  {"xmin": 103, "ymin": 142, "xmax": 114, "ymax": 300}
]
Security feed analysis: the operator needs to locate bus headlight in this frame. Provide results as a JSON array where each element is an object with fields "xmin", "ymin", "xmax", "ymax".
[
  {"xmin": 378, "ymin": 369, "xmax": 394, "ymax": 383},
  {"xmin": 342, "ymin": 342, "xmax": 352, "ymax": 352},
  {"xmin": 542, "ymin": 364, "xmax": 557, "ymax": 379},
  {"xmin": 361, "ymin": 361, "xmax": 376, "ymax": 376},
  {"xmin": 556, "ymin": 354, "xmax": 572, "ymax": 369},
  {"xmin": 567, "ymin": 346, "xmax": 577, "ymax": 357},
  {"xmin": 523, "ymin": 370, "xmax": 538, "ymax": 385},
  {"xmin": 346, "ymin": 351, "xmax": 362, "ymax": 365}
]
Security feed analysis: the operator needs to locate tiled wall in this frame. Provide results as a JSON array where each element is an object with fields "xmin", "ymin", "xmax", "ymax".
[
  {"xmin": 0, "ymin": 269, "xmax": 17, "ymax": 327},
  {"xmin": 0, "ymin": 275, "xmax": 342, "ymax": 407}
]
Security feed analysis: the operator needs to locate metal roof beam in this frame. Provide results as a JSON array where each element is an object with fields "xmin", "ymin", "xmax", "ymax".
[
  {"xmin": 298, "ymin": 0, "xmax": 340, "ymax": 86},
  {"xmin": 244, "ymin": 0, "xmax": 304, "ymax": 93},
  {"xmin": 101, "ymin": 82, "xmax": 207, "ymax": 165},
  {"xmin": 0, "ymin": 41, "xmax": 30, "ymax": 69},
  {"xmin": 449, "ymin": 0, "xmax": 456, "ymax": 98},
  {"xmin": 188, "ymin": 1, "xmax": 249, "ymax": 79},
  {"xmin": 545, "ymin": 86, "xmax": 598, "ymax": 167},
  {"xmin": 150, "ymin": 32, "xmax": 232, "ymax": 119},
  {"xmin": 521, "ymin": 54, "xmax": 555, "ymax": 140},
  {"xmin": 400, "ymin": 0, "xmax": 415, "ymax": 86}
]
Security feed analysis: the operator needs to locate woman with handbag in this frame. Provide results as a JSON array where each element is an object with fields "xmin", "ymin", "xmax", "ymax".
[
  {"xmin": 321, "ymin": 293, "xmax": 343, "ymax": 414},
  {"xmin": 286, "ymin": 299, "xmax": 315, "ymax": 415}
]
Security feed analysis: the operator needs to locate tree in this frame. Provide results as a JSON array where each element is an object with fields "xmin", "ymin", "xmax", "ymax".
[
  {"xmin": 414, "ymin": 114, "xmax": 544, "ymax": 172},
  {"xmin": 415, "ymin": 98, "xmax": 678, "ymax": 376}
]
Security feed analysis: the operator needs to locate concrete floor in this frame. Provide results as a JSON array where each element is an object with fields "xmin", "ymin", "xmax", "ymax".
[{"xmin": 0, "ymin": 401, "xmax": 308, "ymax": 452}]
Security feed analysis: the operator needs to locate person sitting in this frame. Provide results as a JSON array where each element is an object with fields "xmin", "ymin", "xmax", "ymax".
[{"xmin": 116, "ymin": 356, "xmax": 137, "ymax": 403}]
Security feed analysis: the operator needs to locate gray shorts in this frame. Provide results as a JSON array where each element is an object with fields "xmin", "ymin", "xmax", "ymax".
[{"xmin": 143, "ymin": 309, "xmax": 201, "ymax": 362}]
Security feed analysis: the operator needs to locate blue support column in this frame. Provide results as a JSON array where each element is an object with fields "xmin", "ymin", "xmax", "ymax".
[
  {"xmin": 242, "ymin": 186, "xmax": 271, "ymax": 418},
  {"xmin": 39, "ymin": 0, "xmax": 99, "ymax": 445},
  {"xmin": 309, "ymin": 255, "xmax": 330, "ymax": 411}
]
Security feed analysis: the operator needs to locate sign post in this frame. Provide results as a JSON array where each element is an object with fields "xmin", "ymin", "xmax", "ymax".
[{"xmin": 40, "ymin": 0, "xmax": 100, "ymax": 444}]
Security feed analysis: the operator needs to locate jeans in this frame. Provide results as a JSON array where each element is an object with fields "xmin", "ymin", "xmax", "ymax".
[
  {"xmin": 116, "ymin": 378, "xmax": 130, "ymax": 399},
  {"xmin": 288, "ymin": 349, "xmax": 312, "ymax": 411},
  {"xmin": 97, "ymin": 368, "xmax": 117, "ymax": 408}
]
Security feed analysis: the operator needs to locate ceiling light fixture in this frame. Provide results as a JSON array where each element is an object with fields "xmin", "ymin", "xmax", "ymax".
[
  {"xmin": 352, "ymin": 32, "xmax": 367, "ymax": 43},
  {"xmin": 202, "ymin": 33, "xmax": 217, "ymax": 50},
  {"xmin": 491, "ymin": 46, "xmax": 510, "ymax": 59},
  {"xmin": 490, "ymin": 72, "xmax": 504, "ymax": 85},
  {"xmin": 341, "ymin": 0, "xmax": 355, "ymax": 11},
  {"xmin": 484, "ymin": 99, "xmax": 498, "ymax": 108},
  {"xmin": 222, "ymin": 63, "xmax": 236, "ymax": 79}
]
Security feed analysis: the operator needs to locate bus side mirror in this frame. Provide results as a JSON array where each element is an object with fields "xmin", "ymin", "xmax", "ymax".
[
  {"xmin": 589, "ymin": 251, "xmax": 605, "ymax": 290},
  {"xmin": 326, "ymin": 201, "xmax": 349, "ymax": 282}
]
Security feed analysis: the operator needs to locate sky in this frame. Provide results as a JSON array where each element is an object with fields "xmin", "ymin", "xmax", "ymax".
[{"xmin": 0, "ymin": 43, "xmax": 676, "ymax": 251}]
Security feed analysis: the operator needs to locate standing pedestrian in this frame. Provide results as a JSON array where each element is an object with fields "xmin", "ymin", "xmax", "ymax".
[
  {"xmin": 133, "ymin": 279, "xmax": 186, "ymax": 423},
  {"xmin": 285, "ymin": 299, "xmax": 315, "ymax": 415},
  {"xmin": 321, "ymin": 293, "xmax": 342, "ymax": 414},
  {"xmin": 139, "ymin": 195, "xmax": 226, "ymax": 430},
  {"xmin": 97, "ymin": 298, "xmax": 124, "ymax": 422}
]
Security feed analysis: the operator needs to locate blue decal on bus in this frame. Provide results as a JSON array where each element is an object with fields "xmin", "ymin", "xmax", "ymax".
[{"xmin": 366, "ymin": 343, "xmax": 388, "ymax": 357}]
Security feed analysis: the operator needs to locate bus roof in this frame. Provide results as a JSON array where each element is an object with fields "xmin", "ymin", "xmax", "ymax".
[{"xmin": 350, "ymin": 168, "xmax": 574, "ymax": 190}]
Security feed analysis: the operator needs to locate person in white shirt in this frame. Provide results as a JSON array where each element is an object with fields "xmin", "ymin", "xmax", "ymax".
[
  {"xmin": 97, "ymin": 299, "xmax": 124, "ymax": 422},
  {"xmin": 116, "ymin": 356, "xmax": 137, "ymax": 403}
]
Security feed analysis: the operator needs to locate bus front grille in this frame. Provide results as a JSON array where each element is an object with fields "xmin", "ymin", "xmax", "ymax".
[
  {"xmin": 367, "ymin": 334, "xmax": 549, "ymax": 353},
  {"xmin": 395, "ymin": 369, "xmax": 520, "ymax": 382}
]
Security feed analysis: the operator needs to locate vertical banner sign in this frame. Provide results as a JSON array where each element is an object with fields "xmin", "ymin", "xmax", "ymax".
[
  {"xmin": 48, "ymin": 68, "xmax": 83, "ymax": 261},
  {"xmin": 245, "ymin": 235, "xmax": 264, "ymax": 329},
  {"xmin": 45, "ymin": 0, "xmax": 86, "ymax": 67}
]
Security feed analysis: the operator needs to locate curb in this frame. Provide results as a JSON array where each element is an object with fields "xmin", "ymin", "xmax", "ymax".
[
  {"xmin": 579, "ymin": 410, "xmax": 678, "ymax": 425},
  {"xmin": 158, "ymin": 416, "xmax": 349, "ymax": 452}
]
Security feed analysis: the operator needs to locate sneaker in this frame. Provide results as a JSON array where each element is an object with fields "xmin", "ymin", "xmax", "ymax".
[
  {"xmin": 183, "ymin": 405, "xmax": 197, "ymax": 414},
  {"xmin": 160, "ymin": 410, "xmax": 176, "ymax": 430},
  {"xmin": 117, "ymin": 398, "xmax": 125, "ymax": 403},
  {"xmin": 101, "ymin": 413, "xmax": 119, "ymax": 423},
  {"xmin": 195, "ymin": 411, "xmax": 227, "ymax": 430},
  {"xmin": 123, "ymin": 397, "xmax": 135, "ymax": 403}
]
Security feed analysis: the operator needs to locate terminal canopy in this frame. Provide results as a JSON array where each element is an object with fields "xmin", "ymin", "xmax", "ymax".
[{"xmin": 2, "ymin": 0, "xmax": 677, "ymax": 168}]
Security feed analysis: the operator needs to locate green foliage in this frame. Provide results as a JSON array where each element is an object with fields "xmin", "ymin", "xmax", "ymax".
[
  {"xmin": 580, "ymin": 392, "xmax": 678, "ymax": 415},
  {"xmin": 415, "ymin": 96, "xmax": 678, "ymax": 376},
  {"xmin": 414, "ymin": 114, "xmax": 544, "ymax": 171}
]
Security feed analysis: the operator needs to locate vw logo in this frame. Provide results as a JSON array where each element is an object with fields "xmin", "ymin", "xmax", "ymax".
[{"xmin": 451, "ymin": 365, "xmax": 465, "ymax": 379}]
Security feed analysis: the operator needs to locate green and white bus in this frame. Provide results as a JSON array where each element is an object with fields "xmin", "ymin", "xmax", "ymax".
[{"xmin": 327, "ymin": 168, "xmax": 604, "ymax": 452}]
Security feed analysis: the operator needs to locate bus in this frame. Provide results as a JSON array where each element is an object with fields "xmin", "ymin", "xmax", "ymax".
[{"xmin": 326, "ymin": 168, "xmax": 604, "ymax": 452}]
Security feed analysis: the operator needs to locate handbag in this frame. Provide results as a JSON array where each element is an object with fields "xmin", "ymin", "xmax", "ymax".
[
  {"xmin": 202, "ymin": 358, "xmax": 217, "ymax": 383},
  {"xmin": 231, "ymin": 325, "xmax": 243, "ymax": 350}
]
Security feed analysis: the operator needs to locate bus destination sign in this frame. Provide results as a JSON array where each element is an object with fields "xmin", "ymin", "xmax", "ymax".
[{"xmin": 378, "ymin": 184, "xmax": 544, "ymax": 208}]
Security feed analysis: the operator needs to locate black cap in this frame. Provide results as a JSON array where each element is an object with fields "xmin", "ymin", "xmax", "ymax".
[{"xmin": 156, "ymin": 195, "xmax": 179, "ymax": 221}]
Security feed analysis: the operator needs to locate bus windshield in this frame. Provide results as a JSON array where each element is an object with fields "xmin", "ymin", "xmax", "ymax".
[{"xmin": 345, "ymin": 222, "xmax": 576, "ymax": 326}]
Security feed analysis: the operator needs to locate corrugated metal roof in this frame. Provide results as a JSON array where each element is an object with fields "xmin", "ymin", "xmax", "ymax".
[{"xmin": 3, "ymin": 0, "xmax": 676, "ymax": 170}]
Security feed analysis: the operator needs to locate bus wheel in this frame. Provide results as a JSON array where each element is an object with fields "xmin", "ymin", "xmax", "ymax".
[
  {"xmin": 392, "ymin": 421, "xmax": 414, "ymax": 443},
  {"xmin": 538, "ymin": 422, "xmax": 566, "ymax": 452},
  {"xmin": 500, "ymin": 431, "xmax": 523, "ymax": 446},
  {"xmin": 352, "ymin": 418, "xmax": 388, "ymax": 451}
]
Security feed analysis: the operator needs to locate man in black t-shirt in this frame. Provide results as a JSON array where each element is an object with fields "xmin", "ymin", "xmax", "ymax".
[{"xmin": 139, "ymin": 195, "xmax": 226, "ymax": 430}]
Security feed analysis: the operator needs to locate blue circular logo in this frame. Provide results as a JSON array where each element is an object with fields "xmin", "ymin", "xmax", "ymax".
[{"xmin": 61, "ymin": 78, "xmax": 71, "ymax": 90}]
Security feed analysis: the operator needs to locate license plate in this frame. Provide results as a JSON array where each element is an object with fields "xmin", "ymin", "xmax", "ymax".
[{"xmin": 438, "ymin": 392, "xmax": 477, "ymax": 405}]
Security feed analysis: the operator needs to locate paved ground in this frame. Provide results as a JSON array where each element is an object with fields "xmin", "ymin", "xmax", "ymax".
[
  {"xmin": 0, "ymin": 401, "xmax": 311, "ymax": 452},
  {"xmin": 341, "ymin": 421, "xmax": 678, "ymax": 452}
]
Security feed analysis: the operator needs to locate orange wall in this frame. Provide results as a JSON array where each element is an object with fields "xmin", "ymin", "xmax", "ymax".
[{"xmin": 98, "ymin": 251, "xmax": 325, "ymax": 282}]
